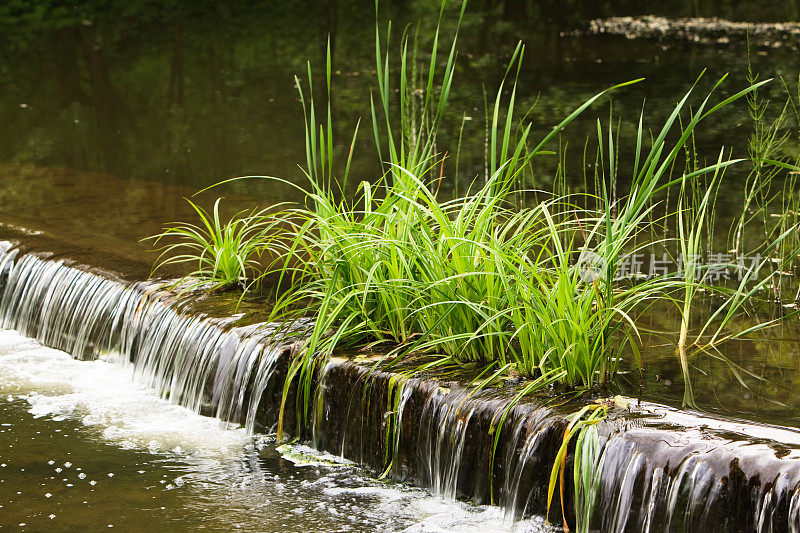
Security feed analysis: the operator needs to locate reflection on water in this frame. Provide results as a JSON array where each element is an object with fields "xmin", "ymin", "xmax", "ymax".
[
  {"xmin": 0, "ymin": 1, "xmax": 798, "ymax": 198},
  {"xmin": 0, "ymin": 162, "xmax": 296, "ymax": 271},
  {"xmin": 0, "ymin": 329, "xmax": 548, "ymax": 532}
]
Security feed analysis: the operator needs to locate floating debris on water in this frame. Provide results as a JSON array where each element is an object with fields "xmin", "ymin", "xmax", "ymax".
[{"xmin": 580, "ymin": 16, "xmax": 800, "ymax": 49}]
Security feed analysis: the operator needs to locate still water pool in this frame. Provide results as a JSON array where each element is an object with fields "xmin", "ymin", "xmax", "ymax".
[{"xmin": 0, "ymin": 329, "xmax": 548, "ymax": 532}]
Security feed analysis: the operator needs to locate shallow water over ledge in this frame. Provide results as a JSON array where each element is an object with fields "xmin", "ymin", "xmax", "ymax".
[{"xmin": 0, "ymin": 329, "xmax": 548, "ymax": 532}]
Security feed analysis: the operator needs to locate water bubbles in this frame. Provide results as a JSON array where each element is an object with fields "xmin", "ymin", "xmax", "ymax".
[
  {"xmin": 64, "ymin": 462, "xmax": 71, "ymax": 468},
  {"xmin": 89, "ymin": 480, "xmax": 97, "ymax": 486},
  {"xmin": 78, "ymin": 473, "xmax": 86, "ymax": 479},
  {"xmin": 107, "ymin": 473, "xmax": 114, "ymax": 478},
  {"xmin": 45, "ymin": 493, "xmax": 52, "ymax": 498}
]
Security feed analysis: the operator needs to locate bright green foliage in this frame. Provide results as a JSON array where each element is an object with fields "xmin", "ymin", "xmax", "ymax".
[
  {"xmin": 147, "ymin": 2, "xmax": 800, "ymax": 434},
  {"xmin": 254, "ymin": 1, "xmax": 794, "ymax": 435},
  {"xmin": 277, "ymin": 77, "xmax": 767, "ymax": 394},
  {"xmin": 148, "ymin": 198, "xmax": 285, "ymax": 292}
]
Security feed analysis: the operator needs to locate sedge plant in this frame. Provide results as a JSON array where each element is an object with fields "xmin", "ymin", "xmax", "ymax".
[
  {"xmin": 267, "ymin": 6, "xmax": 777, "ymax": 434},
  {"xmin": 147, "ymin": 198, "xmax": 287, "ymax": 293},
  {"xmin": 147, "ymin": 2, "xmax": 800, "ymax": 453}
]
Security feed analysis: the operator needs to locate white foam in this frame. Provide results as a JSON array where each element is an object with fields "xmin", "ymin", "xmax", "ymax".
[
  {"xmin": 0, "ymin": 328, "xmax": 248, "ymax": 457},
  {"xmin": 384, "ymin": 494, "xmax": 550, "ymax": 533},
  {"xmin": 319, "ymin": 478, "xmax": 550, "ymax": 532},
  {"xmin": 0, "ymin": 328, "xmax": 550, "ymax": 532}
]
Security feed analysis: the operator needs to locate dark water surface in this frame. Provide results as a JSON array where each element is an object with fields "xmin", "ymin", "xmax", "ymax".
[
  {"xmin": 1, "ymin": 1, "xmax": 799, "ymax": 420},
  {"xmin": 1, "ymin": 2, "xmax": 798, "ymax": 234},
  {"xmin": 1, "ymin": 1, "xmax": 798, "ymax": 197}
]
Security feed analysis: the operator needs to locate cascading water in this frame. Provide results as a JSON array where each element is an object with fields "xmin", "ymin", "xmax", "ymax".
[
  {"xmin": 0, "ymin": 250, "xmax": 126, "ymax": 358},
  {"xmin": 312, "ymin": 362, "xmax": 565, "ymax": 515},
  {"xmin": 0, "ymin": 244, "xmax": 290, "ymax": 434},
  {"xmin": 592, "ymin": 404, "xmax": 800, "ymax": 532},
  {"xmin": 3, "ymin": 242, "xmax": 800, "ymax": 531},
  {"xmin": 416, "ymin": 387, "xmax": 477, "ymax": 501},
  {"xmin": 501, "ymin": 408, "xmax": 562, "ymax": 522},
  {"xmin": 313, "ymin": 356, "xmax": 800, "ymax": 531}
]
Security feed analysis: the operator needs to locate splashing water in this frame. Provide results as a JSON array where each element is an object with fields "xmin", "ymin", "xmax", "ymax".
[
  {"xmin": 0, "ymin": 248, "xmax": 289, "ymax": 434},
  {"xmin": 0, "ymin": 328, "xmax": 551, "ymax": 532},
  {"xmin": 2, "ymin": 244, "xmax": 800, "ymax": 530}
]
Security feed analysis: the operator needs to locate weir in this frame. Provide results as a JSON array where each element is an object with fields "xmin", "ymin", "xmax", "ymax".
[{"xmin": 1, "ymin": 239, "xmax": 800, "ymax": 531}]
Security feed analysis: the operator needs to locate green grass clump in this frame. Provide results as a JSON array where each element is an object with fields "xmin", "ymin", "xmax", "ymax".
[
  {"xmin": 148, "ymin": 198, "xmax": 284, "ymax": 292},
  {"xmin": 235, "ymin": 3, "xmax": 789, "ymax": 430},
  {"xmin": 277, "ymin": 72, "xmax": 766, "ymax": 398},
  {"xmin": 149, "ymin": 2, "xmax": 800, "ymax": 430}
]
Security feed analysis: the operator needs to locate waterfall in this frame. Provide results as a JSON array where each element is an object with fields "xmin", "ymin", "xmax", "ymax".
[
  {"xmin": 501, "ymin": 408, "xmax": 561, "ymax": 521},
  {"xmin": 593, "ymin": 404, "xmax": 800, "ymax": 532},
  {"xmin": 416, "ymin": 387, "xmax": 476, "ymax": 501},
  {"xmin": 2, "ymin": 242, "xmax": 800, "ymax": 530},
  {"xmin": 0, "ymin": 245, "xmax": 289, "ymax": 433}
]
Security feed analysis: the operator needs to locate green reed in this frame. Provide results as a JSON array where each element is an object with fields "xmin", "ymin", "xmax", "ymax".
[
  {"xmin": 147, "ymin": 1, "xmax": 800, "ymax": 445},
  {"xmin": 146, "ymin": 198, "xmax": 286, "ymax": 293}
]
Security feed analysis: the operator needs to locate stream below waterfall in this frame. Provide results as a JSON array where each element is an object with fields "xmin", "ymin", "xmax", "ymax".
[{"xmin": 0, "ymin": 329, "xmax": 550, "ymax": 532}]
